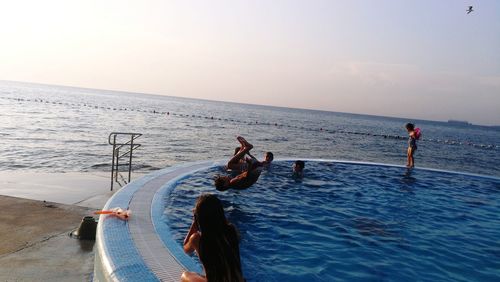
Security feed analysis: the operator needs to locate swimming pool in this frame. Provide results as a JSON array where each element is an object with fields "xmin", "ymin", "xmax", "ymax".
[{"xmin": 163, "ymin": 160, "xmax": 500, "ymax": 282}]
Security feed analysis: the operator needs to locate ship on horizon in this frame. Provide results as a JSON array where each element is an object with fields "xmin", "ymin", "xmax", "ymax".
[{"xmin": 447, "ymin": 119, "xmax": 471, "ymax": 126}]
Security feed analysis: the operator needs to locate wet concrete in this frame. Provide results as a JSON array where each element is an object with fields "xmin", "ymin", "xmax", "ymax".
[
  {"xmin": 0, "ymin": 172, "xmax": 143, "ymax": 281},
  {"xmin": 0, "ymin": 231, "xmax": 96, "ymax": 282},
  {"xmin": 0, "ymin": 183, "xmax": 107, "ymax": 281}
]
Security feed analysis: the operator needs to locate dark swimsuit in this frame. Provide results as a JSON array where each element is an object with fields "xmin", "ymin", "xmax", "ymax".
[{"xmin": 408, "ymin": 136, "xmax": 417, "ymax": 151}]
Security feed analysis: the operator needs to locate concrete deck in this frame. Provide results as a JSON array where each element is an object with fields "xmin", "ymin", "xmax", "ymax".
[
  {"xmin": 0, "ymin": 171, "xmax": 116, "ymax": 209},
  {"xmin": 0, "ymin": 195, "xmax": 94, "ymax": 281},
  {"xmin": 0, "ymin": 172, "xmax": 120, "ymax": 281}
]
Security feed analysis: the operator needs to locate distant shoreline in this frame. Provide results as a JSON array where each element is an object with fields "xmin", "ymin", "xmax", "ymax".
[{"xmin": 448, "ymin": 120, "xmax": 470, "ymax": 125}]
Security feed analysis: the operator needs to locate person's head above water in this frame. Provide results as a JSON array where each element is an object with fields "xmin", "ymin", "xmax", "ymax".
[
  {"xmin": 214, "ymin": 175, "xmax": 231, "ymax": 191},
  {"xmin": 405, "ymin": 123, "xmax": 415, "ymax": 132},
  {"xmin": 264, "ymin": 152, "xmax": 274, "ymax": 164},
  {"xmin": 293, "ymin": 160, "xmax": 305, "ymax": 173}
]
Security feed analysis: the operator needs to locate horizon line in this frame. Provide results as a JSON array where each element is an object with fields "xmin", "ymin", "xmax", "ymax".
[{"xmin": 2, "ymin": 79, "xmax": 498, "ymax": 128}]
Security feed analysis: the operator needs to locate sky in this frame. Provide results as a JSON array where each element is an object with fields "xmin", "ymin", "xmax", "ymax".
[{"xmin": 0, "ymin": 0, "xmax": 499, "ymax": 125}]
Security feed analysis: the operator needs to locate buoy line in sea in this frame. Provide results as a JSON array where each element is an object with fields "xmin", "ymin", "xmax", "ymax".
[{"xmin": 2, "ymin": 96, "xmax": 498, "ymax": 151}]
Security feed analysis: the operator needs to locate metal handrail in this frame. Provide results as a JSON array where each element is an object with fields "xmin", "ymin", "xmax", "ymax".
[
  {"xmin": 108, "ymin": 132, "xmax": 142, "ymax": 146},
  {"xmin": 117, "ymin": 146, "xmax": 141, "ymax": 159},
  {"xmin": 109, "ymin": 132, "xmax": 142, "ymax": 191}
]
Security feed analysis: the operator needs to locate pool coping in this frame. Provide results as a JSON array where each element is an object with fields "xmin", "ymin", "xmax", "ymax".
[
  {"xmin": 94, "ymin": 159, "xmax": 500, "ymax": 281},
  {"xmin": 94, "ymin": 160, "xmax": 222, "ymax": 282}
]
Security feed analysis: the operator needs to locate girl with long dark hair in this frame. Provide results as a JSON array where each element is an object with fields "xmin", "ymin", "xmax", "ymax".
[{"xmin": 181, "ymin": 194, "xmax": 244, "ymax": 282}]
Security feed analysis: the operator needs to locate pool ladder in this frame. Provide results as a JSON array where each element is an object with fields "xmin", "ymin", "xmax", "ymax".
[{"xmin": 109, "ymin": 132, "xmax": 142, "ymax": 191}]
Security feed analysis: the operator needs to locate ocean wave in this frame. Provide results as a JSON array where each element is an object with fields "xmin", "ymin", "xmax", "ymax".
[
  {"xmin": 89, "ymin": 163, "xmax": 159, "ymax": 171},
  {"xmin": 1, "ymin": 82, "xmax": 499, "ymax": 176}
]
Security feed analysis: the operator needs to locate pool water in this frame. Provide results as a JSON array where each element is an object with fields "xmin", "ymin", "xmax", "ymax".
[{"xmin": 163, "ymin": 161, "xmax": 500, "ymax": 282}]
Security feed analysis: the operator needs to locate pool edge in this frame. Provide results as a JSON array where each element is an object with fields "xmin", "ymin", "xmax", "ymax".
[{"xmin": 94, "ymin": 159, "xmax": 500, "ymax": 281}]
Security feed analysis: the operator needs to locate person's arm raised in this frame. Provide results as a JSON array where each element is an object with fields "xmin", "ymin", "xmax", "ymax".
[{"xmin": 183, "ymin": 219, "xmax": 200, "ymax": 254}]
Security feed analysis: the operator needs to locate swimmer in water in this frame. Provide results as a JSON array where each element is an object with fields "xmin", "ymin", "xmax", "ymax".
[
  {"xmin": 215, "ymin": 136, "xmax": 263, "ymax": 191},
  {"xmin": 292, "ymin": 160, "xmax": 305, "ymax": 178}
]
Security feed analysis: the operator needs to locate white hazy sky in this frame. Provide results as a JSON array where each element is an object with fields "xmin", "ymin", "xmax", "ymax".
[{"xmin": 1, "ymin": 0, "xmax": 499, "ymax": 125}]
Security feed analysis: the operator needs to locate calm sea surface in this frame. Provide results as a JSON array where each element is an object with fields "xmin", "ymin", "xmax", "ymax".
[{"xmin": 0, "ymin": 80, "xmax": 499, "ymax": 177}]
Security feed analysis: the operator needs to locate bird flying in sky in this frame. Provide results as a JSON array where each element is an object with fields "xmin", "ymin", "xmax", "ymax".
[{"xmin": 467, "ymin": 6, "xmax": 473, "ymax": 14}]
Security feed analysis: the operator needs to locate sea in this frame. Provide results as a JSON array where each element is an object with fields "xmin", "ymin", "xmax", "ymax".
[{"xmin": 0, "ymin": 80, "xmax": 499, "ymax": 178}]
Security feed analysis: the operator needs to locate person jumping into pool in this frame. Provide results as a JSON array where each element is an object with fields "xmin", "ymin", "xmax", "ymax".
[
  {"xmin": 181, "ymin": 194, "xmax": 244, "ymax": 282},
  {"xmin": 229, "ymin": 147, "xmax": 273, "ymax": 172},
  {"xmin": 405, "ymin": 122, "xmax": 420, "ymax": 168},
  {"xmin": 215, "ymin": 136, "xmax": 263, "ymax": 191}
]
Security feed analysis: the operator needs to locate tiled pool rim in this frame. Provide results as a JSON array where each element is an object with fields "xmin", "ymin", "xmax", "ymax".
[{"xmin": 93, "ymin": 159, "xmax": 500, "ymax": 282}]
